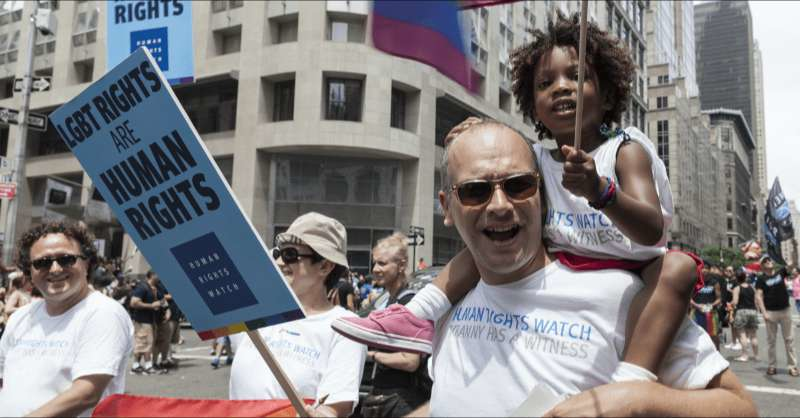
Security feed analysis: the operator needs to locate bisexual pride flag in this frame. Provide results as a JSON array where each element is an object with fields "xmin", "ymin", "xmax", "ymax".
[{"xmin": 372, "ymin": 1, "xmax": 477, "ymax": 92}]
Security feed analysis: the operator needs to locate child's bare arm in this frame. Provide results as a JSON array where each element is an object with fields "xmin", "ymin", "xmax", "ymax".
[
  {"xmin": 432, "ymin": 247, "xmax": 481, "ymax": 305},
  {"xmin": 561, "ymin": 142, "xmax": 663, "ymax": 246},
  {"xmin": 623, "ymin": 252, "xmax": 697, "ymax": 374}
]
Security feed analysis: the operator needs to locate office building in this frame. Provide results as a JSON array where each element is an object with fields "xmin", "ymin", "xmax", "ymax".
[{"xmin": 0, "ymin": 0, "xmax": 556, "ymax": 272}]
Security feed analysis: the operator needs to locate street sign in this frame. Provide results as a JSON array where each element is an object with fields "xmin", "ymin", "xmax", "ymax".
[
  {"xmin": 24, "ymin": 112, "xmax": 48, "ymax": 131},
  {"xmin": 0, "ymin": 106, "xmax": 48, "ymax": 131},
  {"xmin": 0, "ymin": 156, "xmax": 10, "ymax": 172},
  {"xmin": 0, "ymin": 183, "xmax": 16, "ymax": 199},
  {"xmin": 0, "ymin": 107, "xmax": 15, "ymax": 124},
  {"xmin": 13, "ymin": 76, "xmax": 51, "ymax": 93}
]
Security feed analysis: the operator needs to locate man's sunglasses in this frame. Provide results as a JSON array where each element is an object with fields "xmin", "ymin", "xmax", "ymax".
[
  {"xmin": 31, "ymin": 254, "xmax": 87, "ymax": 271},
  {"xmin": 449, "ymin": 172, "xmax": 540, "ymax": 207},
  {"xmin": 272, "ymin": 247, "xmax": 318, "ymax": 264}
]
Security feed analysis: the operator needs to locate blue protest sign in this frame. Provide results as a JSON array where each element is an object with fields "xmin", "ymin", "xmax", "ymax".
[
  {"xmin": 49, "ymin": 48, "xmax": 304, "ymax": 339},
  {"xmin": 107, "ymin": 1, "xmax": 194, "ymax": 85}
]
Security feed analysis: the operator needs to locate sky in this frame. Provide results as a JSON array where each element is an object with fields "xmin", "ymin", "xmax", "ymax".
[{"xmin": 748, "ymin": 1, "xmax": 800, "ymax": 207}]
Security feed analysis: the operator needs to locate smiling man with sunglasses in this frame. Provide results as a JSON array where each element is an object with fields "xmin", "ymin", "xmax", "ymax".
[
  {"xmin": 0, "ymin": 222, "xmax": 133, "ymax": 417},
  {"xmin": 333, "ymin": 118, "xmax": 754, "ymax": 417}
]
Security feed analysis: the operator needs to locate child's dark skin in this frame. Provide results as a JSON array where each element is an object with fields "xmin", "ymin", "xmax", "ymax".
[{"xmin": 433, "ymin": 45, "xmax": 697, "ymax": 375}]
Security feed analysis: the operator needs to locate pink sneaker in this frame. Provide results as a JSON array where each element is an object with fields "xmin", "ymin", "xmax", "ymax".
[{"xmin": 332, "ymin": 304, "xmax": 434, "ymax": 354}]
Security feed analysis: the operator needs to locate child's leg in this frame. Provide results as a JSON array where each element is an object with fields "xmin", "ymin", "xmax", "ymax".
[
  {"xmin": 406, "ymin": 248, "xmax": 480, "ymax": 321},
  {"xmin": 620, "ymin": 252, "xmax": 698, "ymax": 376},
  {"xmin": 331, "ymin": 248, "xmax": 481, "ymax": 354}
]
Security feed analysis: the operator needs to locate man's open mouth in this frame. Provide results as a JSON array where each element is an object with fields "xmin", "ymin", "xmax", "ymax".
[{"xmin": 483, "ymin": 225, "xmax": 521, "ymax": 241}]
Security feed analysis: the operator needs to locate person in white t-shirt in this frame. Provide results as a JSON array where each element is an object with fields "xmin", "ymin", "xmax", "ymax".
[
  {"xmin": 334, "ymin": 13, "xmax": 703, "ymax": 386},
  {"xmin": 0, "ymin": 222, "xmax": 134, "ymax": 417},
  {"xmin": 416, "ymin": 120, "xmax": 750, "ymax": 415},
  {"xmin": 229, "ymin": 212, "xmax": 366, "ymax": 417}
]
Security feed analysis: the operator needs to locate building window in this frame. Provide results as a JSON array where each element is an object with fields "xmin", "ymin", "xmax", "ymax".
[
  {"xmin": 273, "ymin": 80, "xmax": 295, "ymax": 122},
  {"xmin": 657, "ymin": 120, "xmax": 669, "ymax": 175},
  {"xmin": 639, "ymin": 44, "xmax": 645, "ymax": 69},
  {"xmin": 325, "ymin": 78, "xmax": 363, "ymax": 122},
  {"xmin": 176, "ymin": 78, "xmax": 238, "ymax": 134},
  {"xmin": 726, "ymin": 200, "xmax": 732, "ymax": 212},
  {"xmin": 72, "ymin": 1, "xmax": 99, "ymax": 47},
  {"xmin": 0, "ymin": 76, "xmax": 11, "ymax": 99},
  {"xmin": 390, "ymin": 88, "xmax": 406, "ymax": 129},
  {"xmin": 34, "ymin": 36, "xmax": 56, "ymax": 57},
  {"xmin": 656, "ymin": 96, "xmax": 668, "ymax": 109},
  {"xmin": 499, "ymin": 89, "xmax": 511, "ymax": 113},
  {"xmin": 213, "ymin": 27, "xmax": 242, "ymax": 55},
  {"xmin": 275, "ymin": 19, "xmax": 298, "ymax": 43},
  {"xmin": 0, "ymin": 1, "xmax": 23, "ymax": 26},
  {"xmin": 74, "ymin": 59, "xmax": 93, "ymax": 83},
  {"xmin": 327, "ymin": 16, "xmax": 365, "ymax": 43},
  {"xmin": 640, "ymin": 108, "xmax": 646, "ymax": 132},
  {"xmin": 0, "ymin": 29, "xmax": 19, "ymax": 64},
  {"xmin": 212, "ymin": 0, "xmax": 242, "ymax": 13},
  {"xmin": 727, "ymin": 218, "xmax": 733, "ymax": 230},
  {"xmin": 657, "ymin": 74, "xmax": 669, "ymax": 84}
]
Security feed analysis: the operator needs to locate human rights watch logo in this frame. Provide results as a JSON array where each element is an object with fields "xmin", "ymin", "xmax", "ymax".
[{"xmin": 171, "ymin": 232, "xmax": 258, "ymax": 314}]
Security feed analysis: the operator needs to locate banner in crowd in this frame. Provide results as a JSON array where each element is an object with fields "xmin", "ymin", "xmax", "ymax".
[
  {"xmin": 49, "ymin": 48, "xmax": 304, "ymax": 340},
  {"xmin": 372, "ymin": 0, "xmax": 478, "ymax": 93},
  {"xmin": 764, "ymin": 178, "xmax": 794, "ymax": 265},
  {"xmin": 107, "ymin": 0, "xmax": 194, "ymax": 85}
]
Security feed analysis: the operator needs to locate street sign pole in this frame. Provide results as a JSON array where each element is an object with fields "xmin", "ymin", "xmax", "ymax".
[{"xmin": 2, "ymin": 1, "xmax": 37, "ymax": 264}]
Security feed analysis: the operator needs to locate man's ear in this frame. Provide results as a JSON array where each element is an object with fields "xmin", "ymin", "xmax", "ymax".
[{"xmin": 439, "ymin": 190, "xmax": 453, "ymax": 227}]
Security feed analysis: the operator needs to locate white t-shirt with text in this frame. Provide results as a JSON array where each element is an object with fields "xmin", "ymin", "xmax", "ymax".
[
  {"xmin": 429, "ymin": 261, "xmax": 728, "ymax": 417},
  {"xmin": 535, "ymin": 127, "xmax": 673, "ymax": 260},
  {"xmin": 229, "ymin": 306, "xmax": 366, "ymax": 410},
  {"xmin": 0, "ymin": 291, "xmax": 134, "ymax": 417}
]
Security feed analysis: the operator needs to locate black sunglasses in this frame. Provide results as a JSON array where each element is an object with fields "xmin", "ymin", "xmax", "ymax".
[
  {"xmin": 272, "ymin": 247, "xmax": 318, "ymax": 264},
  {"xmin": 31, "ymin": 254, "xmax": 87, "ymax": 271},
  {"xmin": 449, "ymin": 172, "xmax": 540, "ymax": 207}
]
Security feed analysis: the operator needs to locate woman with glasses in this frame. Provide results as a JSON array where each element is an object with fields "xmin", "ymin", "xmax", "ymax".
[{"xmin": 229, "ymin": 212, "xmax": 366, "ymax": 418}]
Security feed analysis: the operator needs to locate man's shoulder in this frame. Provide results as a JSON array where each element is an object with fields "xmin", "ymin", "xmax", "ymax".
[
  {"xmin": 4, "ymin": 299, "xmax": 41, "ymax": 327},
  {"xmin": 84, "ymin": 292, "xmax": 132, "ymax": 321}
]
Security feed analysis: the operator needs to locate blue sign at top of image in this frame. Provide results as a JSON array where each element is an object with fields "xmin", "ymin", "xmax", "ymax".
[{"xmin": 131, "ymin": 27, "xmax": 169, "ymax": 70}]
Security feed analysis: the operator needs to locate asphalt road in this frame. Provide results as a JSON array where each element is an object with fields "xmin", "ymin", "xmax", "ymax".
[{"xmin": 126, "ymin": 317, "xmax": 800, "ymax": 416}]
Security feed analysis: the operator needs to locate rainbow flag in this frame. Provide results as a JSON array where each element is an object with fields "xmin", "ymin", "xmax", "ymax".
[
  {"xmin": 92, "ymin": 394, "xmax": 313, "ymax": 417},
  {"xmin": 372, "ymin": 0, "xmax": 477, "ymax": 92}
]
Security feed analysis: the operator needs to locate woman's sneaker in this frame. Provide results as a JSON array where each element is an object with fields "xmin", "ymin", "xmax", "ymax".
[{"xmin": 331, "ymin": 304, "xmax": 434, "ymax": 354}]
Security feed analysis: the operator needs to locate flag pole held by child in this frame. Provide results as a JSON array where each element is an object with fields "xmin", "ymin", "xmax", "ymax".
[{"xmin": 573, "ymin": 0, "xmax": 589, "ymax": 150}]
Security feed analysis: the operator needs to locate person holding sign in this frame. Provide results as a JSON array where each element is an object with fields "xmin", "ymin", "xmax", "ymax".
[
  {"xmin": 229, "ymin": 212, "xmax": 366, "ymax": 417},
  {"xmin": 0, "ymin": 222, "xmax": 133, "ymax": 416},
  {"xmin": 335, "ymin": 11, "xmax": 702, "ymax": 383}
]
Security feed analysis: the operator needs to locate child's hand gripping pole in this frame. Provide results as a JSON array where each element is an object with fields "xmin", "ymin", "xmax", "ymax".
[{"xmin": 573, "ymin": 0, "xmax": 589, "ymax": 150}]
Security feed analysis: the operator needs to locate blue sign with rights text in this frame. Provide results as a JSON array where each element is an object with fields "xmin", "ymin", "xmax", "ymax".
[
  {"xmin": 107, "ymin": 1, "xmax": 193, "ymax": 85},
  {"xmin": 49, "ymin": 48, "xmax": 304, "ymax": 339}
]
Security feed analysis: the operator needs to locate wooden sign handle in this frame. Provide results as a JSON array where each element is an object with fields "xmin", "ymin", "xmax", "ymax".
[
  {"xmin": 246, "ymin": 330, "xmax": 310, "ymax": 418},
  {"xmin": 573, "ymin": 0, "xmax": 589, "ymax": 150}
]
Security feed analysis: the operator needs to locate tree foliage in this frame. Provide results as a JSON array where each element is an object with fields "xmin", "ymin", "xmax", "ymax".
[{"xmin": 699, "ymin": 246, "xmax": 746, "ymax": 269}]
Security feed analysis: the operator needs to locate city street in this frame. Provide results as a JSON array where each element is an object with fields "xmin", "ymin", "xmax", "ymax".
[{"xmin": 126, "ymin": 316, "xmax": 800, "ymax": 416}]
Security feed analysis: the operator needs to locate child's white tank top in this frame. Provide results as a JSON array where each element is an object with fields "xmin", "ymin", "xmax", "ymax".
[{"xmin": 532, "ymin": 127, "xmax": 673, "ymax": 261}]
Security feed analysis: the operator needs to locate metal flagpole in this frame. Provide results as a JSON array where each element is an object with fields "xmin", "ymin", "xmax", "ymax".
[
  {"xmin": 2, "ymin": 1, "xmax": 38, "ymax": 264},
  {"xmin": 573, "ymin": 0, "xmax": 589, "ymax": 150}
]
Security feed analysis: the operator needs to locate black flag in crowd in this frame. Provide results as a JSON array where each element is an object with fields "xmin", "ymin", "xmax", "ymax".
[{"xmin": 764, "ymin": 178, "xmax": 794, "ymax": 265}]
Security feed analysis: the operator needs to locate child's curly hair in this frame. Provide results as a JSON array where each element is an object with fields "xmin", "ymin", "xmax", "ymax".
[{"xmin": 511, "ymin": 11, "xmax": 635, "ymax": 140}]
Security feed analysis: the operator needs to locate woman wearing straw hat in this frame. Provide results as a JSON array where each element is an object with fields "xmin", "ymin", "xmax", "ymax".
[{"xmin": 229, "ymin": 212, "xmax": 367, "ymax": 417}]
